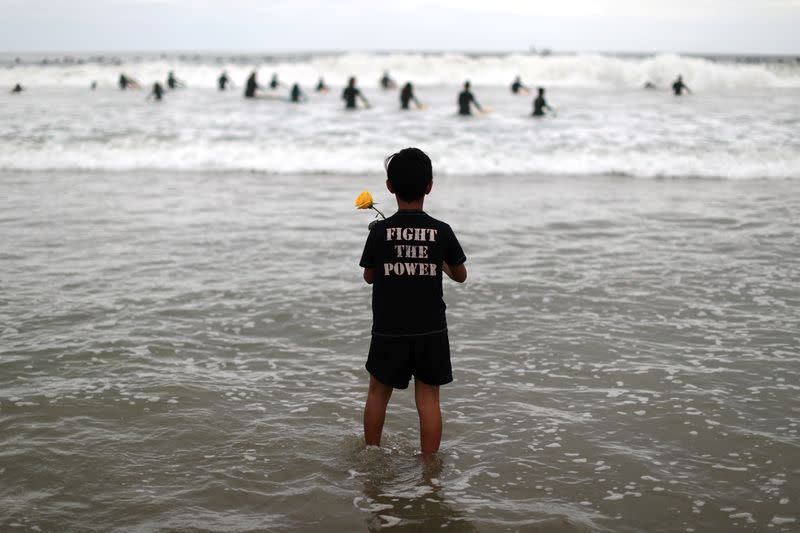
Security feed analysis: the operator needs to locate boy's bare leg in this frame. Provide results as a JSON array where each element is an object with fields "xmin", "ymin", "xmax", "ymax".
[
  {"xmin": 364, "ymin": 375, "xmax": 393, "ymax": 446},
  {"xmin": 414, "ymin": 379, "xmax": 442, "ymax": 455}
]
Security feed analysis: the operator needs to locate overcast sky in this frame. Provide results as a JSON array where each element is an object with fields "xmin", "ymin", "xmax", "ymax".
[{"xmin": 1, "ymin": 0, "xmax": 798, "ymax": 55}]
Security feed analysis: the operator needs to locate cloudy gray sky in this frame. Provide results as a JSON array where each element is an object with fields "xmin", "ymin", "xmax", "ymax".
[{"xmin": 1, "ymin": 0, "xmax": 798, "ymax": 55}]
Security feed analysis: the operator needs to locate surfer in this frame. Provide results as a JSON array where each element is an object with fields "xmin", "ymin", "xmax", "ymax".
[
  {"xmin": 342, "ymin": 77, "xmax": 370, "ymax": 109},
  {"xmin": 147, "ymin": 82, "xmax": 165, "ymax": 101},
  {"xmin": 290, "ymin": 83, "xmax": 306, "ymax": 103},
  {"xmin": 218, "ymin": 71, "xmax": 234, "ymax": 91},
  {"xmin": 672, "ymin": 75, "xmax": 691, "ymax": 96},
  {"xmin": 315, "ymin": 77, "xmax": 329, "ymax": 92},
  {"xmin": 532, "ymin": 87, "xmax": 552, "ymax": 117},
  {"xmin": 244, "ymin": 71, "xmax": 262, "ymax": 98},
  {"xmin": 400, "ymin": 82, "xmax": 421, "ymax": 110},
  {"xmin": 10, "ymin": 83, "xmax": 24, "ymax": 93},
  {"xmin": 118, "ymin": 73, "xmax": 139, "ymax": 90},
  {"xmin": 269, "ymin": 73, "xmax": 285, "ymax": 90},
  {"xmin": 167, "ymin": 71, "xmax": 185, "ymax": 89},
  {"xmin": 511, "ymin": 76, "xmax": 530, "ymax": 94},
  {"xmin": 458, "ymin": 81, "xmax": 482, "ymax": 115},
  {"xmin": 90, "ymin": 81, "xmax": 97, "ymax": 90},
  {"xmin": 380, "ymin": 71, "xmax": 397, "ymax": 90},
  {"xmin": 643, "ymin": 81, "xmax": 657, "ymax": 90}
]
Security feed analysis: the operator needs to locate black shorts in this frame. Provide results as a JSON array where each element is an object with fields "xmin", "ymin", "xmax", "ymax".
[{"xmin": 366, "ymin": 331, "xmax": 453, "ymax": 389}]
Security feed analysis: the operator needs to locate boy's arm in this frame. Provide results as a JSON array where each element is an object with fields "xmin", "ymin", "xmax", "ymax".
[
  {"xmin": 443, "ymin": 262, "xmax": 467, "ymax": 283},
  {"xmin": 363, "ymin": 267, "xmax": 376, "ymax": 284}
]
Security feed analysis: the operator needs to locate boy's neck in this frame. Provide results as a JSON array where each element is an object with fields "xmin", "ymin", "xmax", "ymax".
[{"xmin": 396, "ymin": 197, "xmax": 425, "ymax": 212}]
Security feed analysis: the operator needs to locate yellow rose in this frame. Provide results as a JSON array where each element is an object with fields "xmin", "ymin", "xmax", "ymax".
[{"xmin": 354, "ymin": 190, "xmax": 374, "ymax": 209}]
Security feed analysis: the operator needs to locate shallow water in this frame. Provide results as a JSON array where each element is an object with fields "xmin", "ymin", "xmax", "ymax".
[{"xmin": 1, "ymin": 171, "xmax": 799, "ymax": 532}]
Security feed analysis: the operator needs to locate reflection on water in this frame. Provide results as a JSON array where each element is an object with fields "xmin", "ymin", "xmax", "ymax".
[
  {"xmin": 1, "ymin": 171, "xmax": 799, "ymax": 532},
  {"xmin": 357, "ymin": 452, "xmax": 477, "ymax": 532}
]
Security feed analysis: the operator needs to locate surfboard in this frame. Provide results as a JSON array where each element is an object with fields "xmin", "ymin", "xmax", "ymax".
[{"xmin": 254, "ymin": 93, "xmax": 289, "ymax": 102}]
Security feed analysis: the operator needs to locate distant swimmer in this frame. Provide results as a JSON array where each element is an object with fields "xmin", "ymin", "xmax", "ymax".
[
  {"xmin": 290, "ymin": 83, "xmax": 306, "ymax": 103},
  {"xmin": 511, "ymin": 76, "xmax": 530, "ymax": 94},
  {"xmin": 458, "ymin": 81, "xmax": 482, "ymax": 115},
  {"xmin": 315, "ymin": 77, "xmax": 329, "ymax": 92},
  {"xmin": 244, "ymin": 71, "xmax": 262, "ymax": 98},
  {"xmin": 269, "ymin": 73, "xmax": 285, "ymax": 90},
  {"xmin": 532, "ymin": 87, "xmax": 553, "ymax": 117},
  {"xmin": 400, "ymin": 82, "xmax": 421, "ymax": 110},
  {"xmin": 167, "ymin": 71, "xmax": 185, "ymax": 89},
  {"xmin": 118, "ymin": 73, "xmax": 140, "ymax": 90},
  {"xmin": 217, "ymin": 71, "xmax": 234, "ymax": 91},
  {"xmin": 147, "ymin": 82, "xmax": 165, "ymax": 101},
  {"xmin": 90, "ymin": 81, "xmax": 97, "ymax": 90},
  {"xmin": 342, "ymin": 77, "xmax": 370, "ymax": 109},
  {"xmin": 10, "ymin": 83, "xmax": 24, "ymax": 93},
  {"xmin": 672, "ymin": 75, "xmax": 691, "ymax": 96},
  {"xmin": 380, "ymin": 71, "xmax": 397, "ymax": 90},
  {"xmin": 643, "ymin": 81, "xmax": 657, "ymax": 90}
]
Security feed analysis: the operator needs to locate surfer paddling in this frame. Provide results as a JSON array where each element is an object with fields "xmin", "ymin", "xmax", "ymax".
[{"xmin": 360, "ymin": 148, "xmax": 467, "ymax": 456}]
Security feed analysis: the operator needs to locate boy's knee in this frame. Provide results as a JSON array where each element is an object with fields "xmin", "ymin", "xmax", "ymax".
[
  {"xmin": 368, "ymin": 375, "xmax": 393, "ymax": 398},
  {"xmin": 414, "ymin": 382, "xmax": 440, "ymax": 408}
]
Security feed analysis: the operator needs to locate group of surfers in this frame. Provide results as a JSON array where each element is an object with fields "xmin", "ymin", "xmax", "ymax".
[{"xmin": 10, "ymin": 70, "xmax": 692, "ymax": 117}]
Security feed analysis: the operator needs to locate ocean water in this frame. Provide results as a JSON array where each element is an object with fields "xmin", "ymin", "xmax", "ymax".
[
  {"xmin": 1, "ymin": 51, "xmax": 800, "ymax": 532},
  {"xmin": 1, "ymin": 51, "xmax": 799, "ymax": 178},
  {"xmin": 2, "ymin": 170, "xmax": 799, "ymax": 532}
]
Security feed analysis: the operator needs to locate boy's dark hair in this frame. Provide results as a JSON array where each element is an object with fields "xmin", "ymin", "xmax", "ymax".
[{"xmin": 385, "ymin": 148, "xmax": 433, "ymax": 202}]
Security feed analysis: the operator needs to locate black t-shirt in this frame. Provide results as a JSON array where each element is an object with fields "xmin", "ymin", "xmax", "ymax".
[
  {"xmin": 343, "ymin": 86, "xmax": 360, "ymax": 108},
  {"xmin": 360, "ymin": 211, "xmax": 466, "ymax": 336}
]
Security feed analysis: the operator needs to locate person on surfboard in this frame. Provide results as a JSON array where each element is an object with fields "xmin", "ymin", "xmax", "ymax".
[
  {"xmin": 380, "ymin": 71, "xmax": 397, "ymax": 90},
  {"xmin": 315, "ymin": 77, "xmax": 329, "ymax": 92},
  {"xmin": 147, "ymin": 82, "xmax": 165, "ymax": 101},
  {"xmin": 458, "ymin": 81, "xmax": 482, "ymax": 115},
  {"xmin": 118, "ymin": 73, "xmax": 140, "ymax": 90},
  {"xmin": 244, "ymin": 71, "xmax": 262, "ymax": 98},
  {"xmin": 166, "ymin": 71, "xmax": 185, "ymax": 89},
  {"xmin": 290, "ymin": 83, "xmax": 306, "ymax": 103},
  {"xmin": 218, "ymin": 71, "xmax": 234, "ymax": 91},
  {"xmin": 342, "ymin": 77, "xmax": 370, "ymax": 109},
  {"xmin": 269, "ymin": 73, "xmax": 286, "ymax": 90},
  {"xmin": 511, "ymin": 76, "xmax": 530, "ymax": 94},
  {"xmin": 400, "ymin": 82, "xmax": 422, "ymax": 110},
  {"xmin": 672, "ymin": 75, "xmax": 691, "ymax": 96},
  {"xmin": 532, "ymin": 87, "xmax": 553, "ymax": 117}
]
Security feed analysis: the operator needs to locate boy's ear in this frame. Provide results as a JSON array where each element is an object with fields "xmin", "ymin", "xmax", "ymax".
[
  {"xmin": 425, "ymin": 181, "xmax": 433, "ymax": 195},
  {"xmin": 386, "ymin": 179, "xmax": 395, "ymax": 193}
]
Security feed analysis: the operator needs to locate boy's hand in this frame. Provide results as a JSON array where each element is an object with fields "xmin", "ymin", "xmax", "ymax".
[
  {"xmin": 443, "ymin": 262, "xmax": 467, "ymax": 283},
  {"xmin": 363, "ymin": 267, "xmax": 376, "ymax": 284}
]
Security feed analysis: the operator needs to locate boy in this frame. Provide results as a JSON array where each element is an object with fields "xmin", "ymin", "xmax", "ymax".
[{"xmin": 360, "ymin": 148, "xmax": 467, "ymax": 455}]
